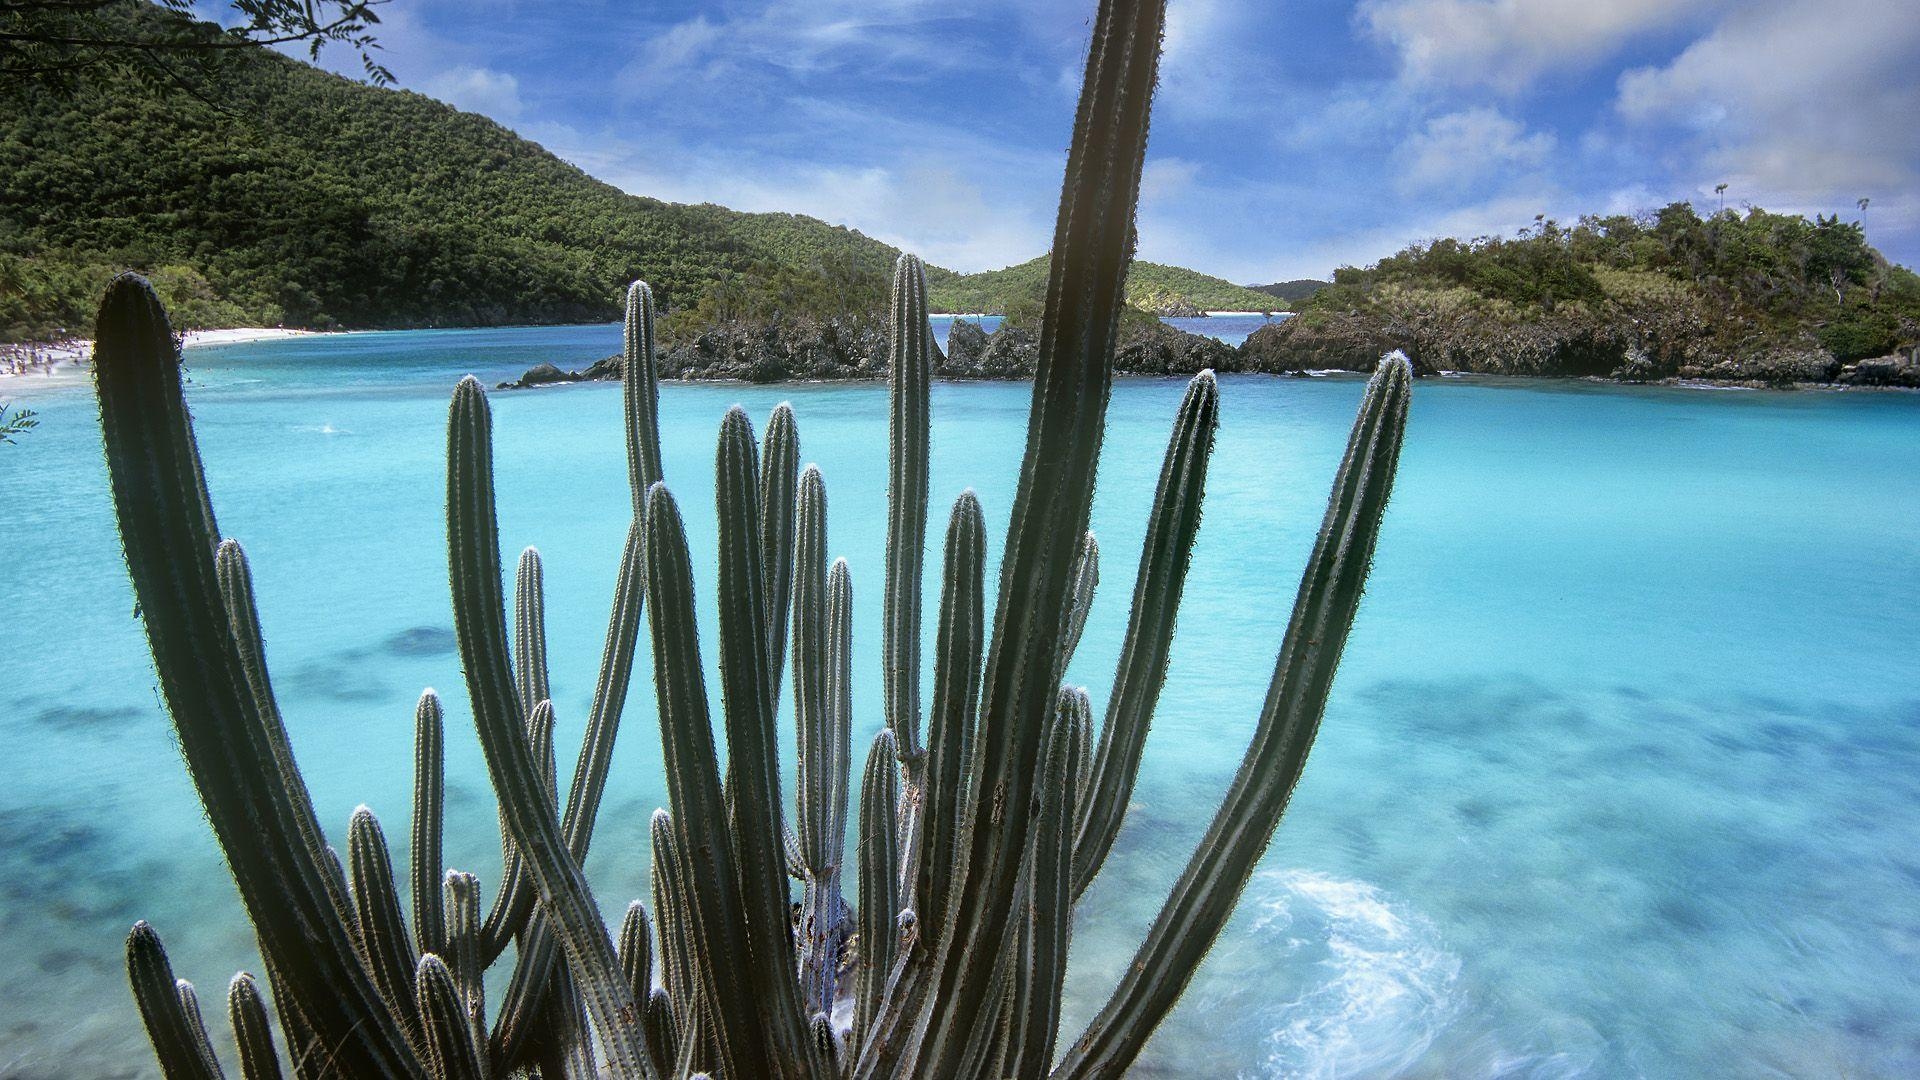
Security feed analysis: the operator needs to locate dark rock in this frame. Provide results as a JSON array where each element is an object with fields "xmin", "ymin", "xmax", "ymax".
[
  {"xmin": 1837, "ymin": 346, "xmax": 1920, "ymax": 387},
  {"xmin": 518, "ymin": 362, "xmax": 568, "ymax": 386},
  {"xmin": 657, "ymin": 314, "xmax": 894, "ymax": 382},
  {"xmin": 939, "ymin": 319, "xmax": 1234, "ymax": 379},
  {"xmin": 497, "ymin": 358, "xmax": 619, "ymax": 389},
  {"xmin": 943, "ymin": 318, "xmax": 990, "ymax": 371},
  {"xmin": 939, "ymin": 325, "xmax": 1038, "ymax": 379},
  {"xmin": 1113, "ymin": 319, "xmax": 1236, "ymax": 375}
]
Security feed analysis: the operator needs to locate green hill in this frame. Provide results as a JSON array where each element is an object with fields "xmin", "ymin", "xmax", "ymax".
[
  {"xmin": 0, "ymin": 2, "xmax": 1272, "ymax": 341},
  {"xmin": 1246, "ymin": 279, "xmax": 1328, "ymax": 305},
  {"xmin": 926, "ymin": 255, "xmax": 1278, "ymax": 315}
]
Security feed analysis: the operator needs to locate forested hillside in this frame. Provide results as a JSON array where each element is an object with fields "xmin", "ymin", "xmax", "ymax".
[
  {"xmin": 0, "ymin": 2, "xmax": 1275, "ymax": 341},
  {"xmin": 1245, "ymin": 204, "xmax": 1920, "ymax": 384},
  {"xmin": 926, "ymin": 255, "xmax": 1277, "ymax": 315}
]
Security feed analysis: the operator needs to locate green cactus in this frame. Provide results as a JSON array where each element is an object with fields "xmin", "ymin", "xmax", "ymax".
[{"xmin": 99, "ymin": 0, "xmax": 1415, "ymax": 1076}]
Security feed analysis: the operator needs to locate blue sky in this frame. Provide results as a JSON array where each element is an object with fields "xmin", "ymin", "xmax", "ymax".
[{"xmin": 269, "ymin": 0, "xmax": 1919, "ymax": 282}]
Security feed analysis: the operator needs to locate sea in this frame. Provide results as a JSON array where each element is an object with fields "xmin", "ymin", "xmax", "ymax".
[{"xmin": 2, "ymin": 313, "xmax": 1918, "ymax": 1077}]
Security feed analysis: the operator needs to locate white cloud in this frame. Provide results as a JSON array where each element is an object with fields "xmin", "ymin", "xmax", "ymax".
[
  {"xmin": 1360, "ymin": 0, "xmax": 1722, "ymax": 91},
  {"xmin": 1401, "ymin": 107, "xmax": 1554, "ymax": 188},
  {"xmin": 423, "ymin": 66, "xmax": 524, "ymax": 119},
  {"xmin": 1615, "ymin": 0, "xmax": 1920, "ymax": 214}
]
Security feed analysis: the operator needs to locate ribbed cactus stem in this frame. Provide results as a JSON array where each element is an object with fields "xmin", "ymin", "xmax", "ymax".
[
  {"xmin": 883, "ymin": 253, "xmax": 934, "ymax": 915},
  {"xmin": 1005, "ymin": 688, "xmax": 1084, "ymax": 1077},
  {"xmin": 415, "ymin": 954, "xmax": 487, "ymax": 1080},
  {"xmin": 444, "ymin": 870, "xmax": 485, "ymax": 1044},
  {"xmin": 214, "ymin": 539, "xmax": 357, "ymax": 937},
  {"xmin": 759, "ymin": 403, "xmax": 799, "ymax": 685},
  {"xmin": 1059, "ymin": 532, "xmax": 1100, "ymax": 670},
  {"xmin": 883, "ymin": 253, "xmax": 932, "ymax": 765},
  {"xmin": 126, "ymin": 922, "xmax": 222, "ymax": 1080},
  {"xmin": 411, "ymin": 690, "xmax": 446, "ymax": 960},
  {"xmin": 712, "ymin": 407, "xmax": 817, "ymax": 1076},
  {"xmin": 227, "ymin": 974, "xmax": 284, "ymax": 1080},
  {"xmin": 644, "ymin": 986, "xmax": 679, "ymax": 1080},
  {"xmin": 644, "ymin": 481, "xmax": 773, "ymax": 1078},
  {"xmin": 624, "ymin": 280, "xmax": 664, "ymax": 509},
  {"xmin": 793, "ymin": 460, "xmax": 852, "ymax": 1017},
  {"xmin": 95, "ymin": 274, "xmax": 417, "ymax": 1077},
  {"xmin": 918, "ymin": 1, "xmax": 1168, "ymax": 1069},
  {"xmin": 347, "ymin": 806, "xmax": 422, "ymax": 1049},
  {"xmin": 854, "ymin": 728, "xmax": 901, "ymax": 1048},
  {"xmin": 513, "ymin": 547, "xmax": 550, "ymax": 719},
  {"xmin": 176, "ymin": 979, "xmax": 226, "ymax": 1079},
  {"xmin": 444, "ymin": 377, "xmax": 649, "ymax": 1076},
  {"xmin": 1055, "ymin": 353, "xmax": 1413, "ymax": 1079},
  {"xmin": 491, "ymin": 515, "xmax": 651, "ymax": 1068},
  {"xmin": 1074, "ymin": 369, "xmax": 1218, "ymax": 898},
  {"xmin": 617, "ymin": 900, "xmax": 653, "ymax": 1005}
]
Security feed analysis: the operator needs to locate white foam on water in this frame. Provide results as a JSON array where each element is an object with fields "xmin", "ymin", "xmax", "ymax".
[{"xmin": 1242, "ymin": 869, "xmax": 1461, "ymax": 1080}]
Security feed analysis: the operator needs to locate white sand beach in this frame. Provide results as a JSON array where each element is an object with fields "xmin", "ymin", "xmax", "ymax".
[{"xmin": 1, "ymin": 327, "xmax": 326, "ymax": 396}]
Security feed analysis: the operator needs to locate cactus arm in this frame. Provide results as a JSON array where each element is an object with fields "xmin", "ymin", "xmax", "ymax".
[
  {"xmin": 918, "ymin": 1, "xmax": 1167, "ymax": 1070},
  {"xmin": 94, "ymin": 275, "xmax": 418, "ymax": 1078},
  {"xmin": 227, "ymin": 974, "xmax": 285, "ymax": 1080},
  {"xmin": 126, "ymin": 923, "xmax": 223, "ymax": 1080},
  {"xmin": 853, "ymin": 728, "xmax": 902, "ymax": 1051},
  {"xmin": 445, "ymin": 377, "xmax": 650, "ymax": 1077},
  {"xmin": 617, "ymin": 900, "xmax": 653, "ymax": 1004},
  {"xmin": 624, "ymin": 281, "xmax": 665, "ymax": 508},
  {"xmin": 712, "ymin": 408, "xmax": 818, "ymax": 1075},
  {"xmin": 443, "ymin": 870, "xmax": 487, "ymax": 1056},
  {"xmin": 916, "ymin": 490, "xmax": 987, "ymax": 944},
  {"xmin": 644, "ymin": 481, "xmax": 775, "ymax": 1078},
  {"xmin": 1059, "ymin": 533, "xmax": 1100, "ymax": 670},
  {"xmin": 514, "ymin": 548, "xmax": 551, "ymax": 718},
  {"xmin": 213, "ymin": 540, "xmax": 358, "ymax": 937},
  {"xmin": 1053, "ymin": 355, "xmax": 1413, "ymax": 1080},
  {"xmin": 176, "ymin": 980, "xmax": 228, "ymax": 1079},
  {"xmin": 347, "ymin": 808, "xmax": 423, "ymax": 1050},
  {"xmin": 644, "ymin": 986, "xmax": 679, "ymax": 1080},
  {"xmin": 759, "ymin": 403, "xmax": 799, "ymax": 685},
  {"xmin": 1072, "ymin": 370, "xmax": 1218, "ymax": 897},
  {"xmin": 882, "ymin": 254, "xmax": 935, "ymax": 913},
  {"xmin": 415, "ymin": 954, "xmax": 487, "ymax": 1080},
  {"xmin": 411, "ymin": 691, "xmax": 447, "ymax": 959},
  {"xmin": 1007, "ymin": 692, "xmax": 1084, "ymax": 1078},
  {"xmin": 489, "ymin": 513, "xmax": 650, "ymax": 1067},
  {"xmin": 882, "ymin": 253, "xmax": 933, "ymax": 766},
  {"xmin": 792, "ymin": 467, "xmax": 848, "ymax": 1015}
]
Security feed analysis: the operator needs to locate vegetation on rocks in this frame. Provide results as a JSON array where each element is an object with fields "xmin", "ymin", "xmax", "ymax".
[
  {"xmin": 1255, "ymin": 206, "xmax": 1920, "ymax": 386},
  {"xmin": 925, "ymin": 254, "xmax": 1278, "ymax": 316}
]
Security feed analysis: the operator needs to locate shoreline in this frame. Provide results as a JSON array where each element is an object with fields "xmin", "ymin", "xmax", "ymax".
[{"xmin": 0, "ymin": 327, "xmax": 332, "ymax": 393}]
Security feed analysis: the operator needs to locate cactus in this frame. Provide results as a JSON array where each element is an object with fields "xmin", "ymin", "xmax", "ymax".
[{"xmin": 99, "ymin": 0, "xmax": 1415, "ymax": 1076}]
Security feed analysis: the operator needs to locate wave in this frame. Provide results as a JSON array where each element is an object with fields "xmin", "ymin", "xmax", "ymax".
[{"xmin": 1240, "ymin": 869, "xmax": 1461, "ymax": 1080}]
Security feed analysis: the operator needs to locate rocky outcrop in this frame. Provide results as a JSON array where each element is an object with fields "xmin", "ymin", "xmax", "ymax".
[
  {"xmin": 940, "ymin": 319, "xmax": 1233, "ymax": 379},
  {"xmin": 1836, "ymin": 346, "xmax": 1920, "ymax": 387},
  {"xmin": 659, "ymin": 314, "xmax": 889, "ymax": 382},
  {"xmin": 496, "ymin": 354, "xmax": 622, "ymax": 389},
  {"xmin": 1236, "ymin": 307, "xmax": 1912, "ymax": 388},
  {"xmin": 502, "ymin": 311, "xmax": 1916, "ymax": 390}
]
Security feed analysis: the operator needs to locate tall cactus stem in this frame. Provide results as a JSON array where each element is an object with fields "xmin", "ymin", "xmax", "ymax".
[
  {"xmin": 227, "ymin": 974, "xmax": 284, "ymax": 1080},
  {"xmin": 95, "ymin": 274, "xmax": 417, "ymax": 1077},
  {"xmin": 1055, "ymin": 353, "xmax": 1413, "ymax": 1079},
  {"xmin": 1073, "ymin": 369, "xmax": 1218, "ymax": 898},
  {"xmin": 411, "ymin": 690, "xmax": 446, "ymax": 960}
]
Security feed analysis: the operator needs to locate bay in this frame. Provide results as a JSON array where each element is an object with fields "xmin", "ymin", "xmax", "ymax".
[{"xmin": 1, "ymin": 320, "xmax": 1916, "ymax": 1077}]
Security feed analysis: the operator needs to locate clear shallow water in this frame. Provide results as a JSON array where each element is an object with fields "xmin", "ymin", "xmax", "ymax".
[{"xmin": 2, "ymin": 326, "xmax": 1917, "ymax": 1078}]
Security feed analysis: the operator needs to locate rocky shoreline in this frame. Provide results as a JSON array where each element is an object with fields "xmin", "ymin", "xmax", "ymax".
[{"xmin": 500, "ymin": 314, "xmax": 1920, "ymax": 390}]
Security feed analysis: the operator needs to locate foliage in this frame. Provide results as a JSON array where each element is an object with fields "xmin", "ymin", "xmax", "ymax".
[
  {"xmin": 1304, "ymin": 204, "xmax": 1920, "ymax": 359},
  {"xmin": 1, "ymin": 0, "xmax": 390, "ymax": 99},
  {"xmin": 1246, "ymin": 279, "xmax": 1328, "ymax": 305},
  {"xmin": 927, "ymin": 253, "xmax": 1277, "ymax": 315},
  {"xmin": 0, "ymin": 401, "xmax": 37, "ymax": 443}
]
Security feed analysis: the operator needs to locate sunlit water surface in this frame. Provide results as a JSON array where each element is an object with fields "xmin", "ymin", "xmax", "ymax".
[{"xmin": 2, "ymin": 318, "xmax": 1916, "ymax": 1078}]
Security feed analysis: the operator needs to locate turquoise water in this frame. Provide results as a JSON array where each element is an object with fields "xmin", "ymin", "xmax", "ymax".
[{"xmin": 2, "ymin": 324, "xmax": 1917, "ymax": 1078}]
